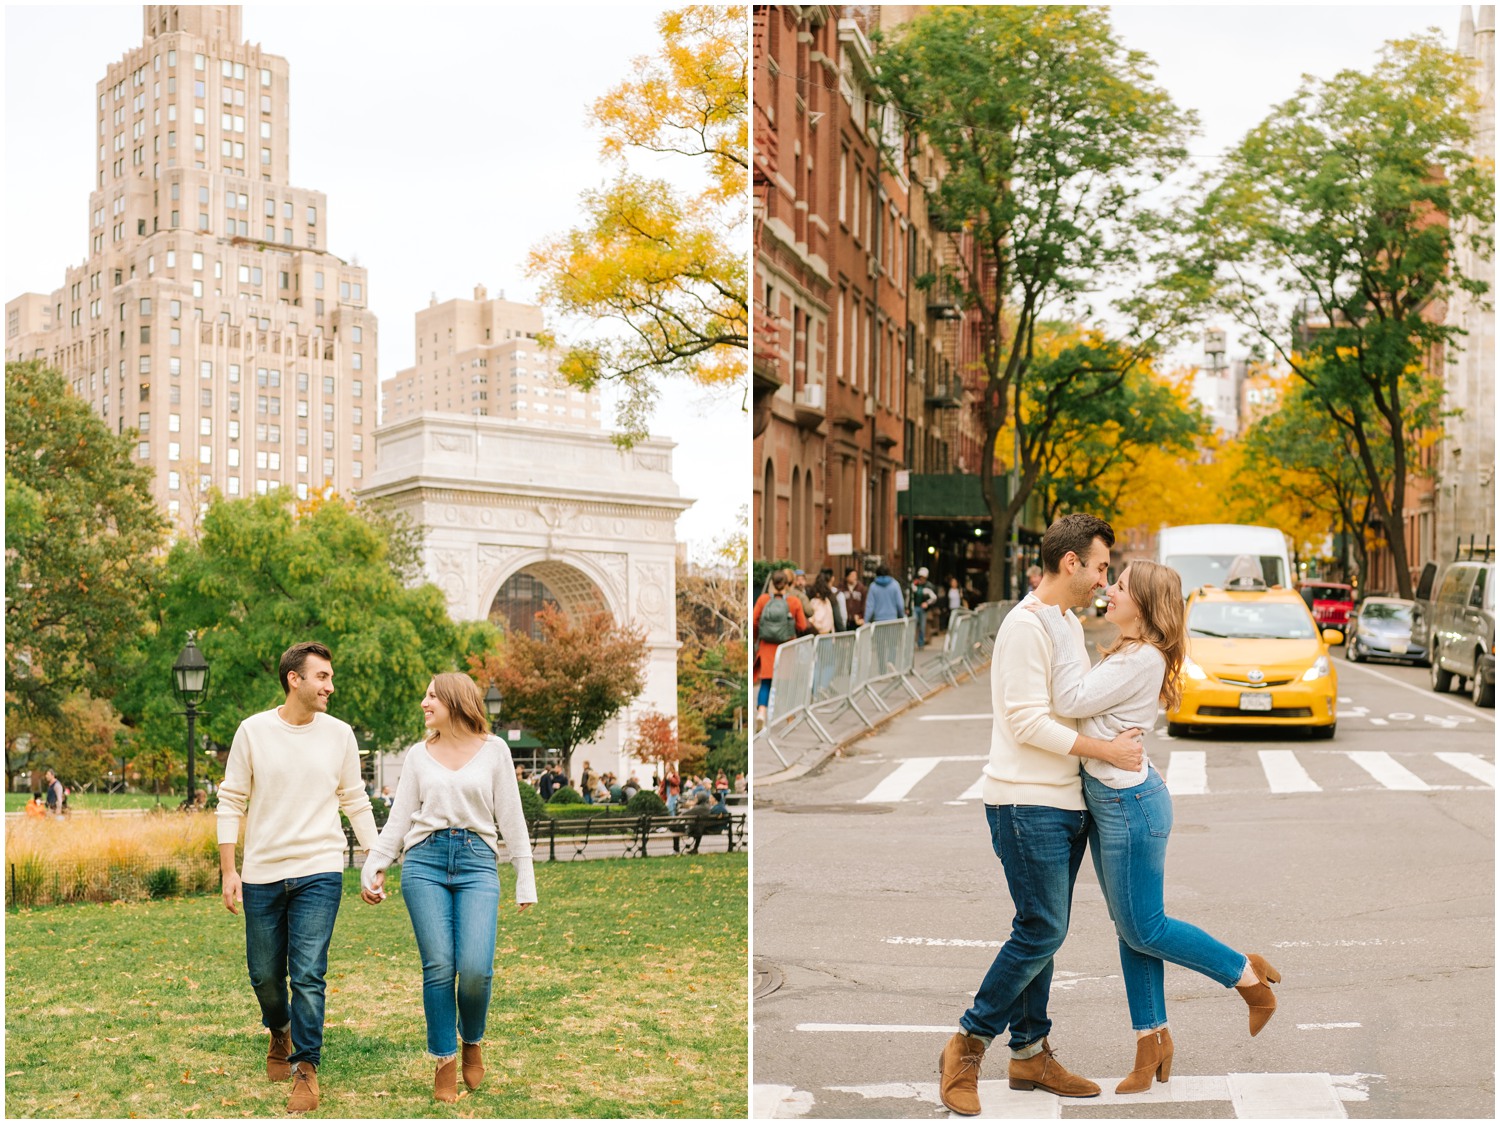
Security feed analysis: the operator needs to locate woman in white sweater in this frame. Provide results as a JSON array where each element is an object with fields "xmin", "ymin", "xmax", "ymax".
[
  {"xmin": 360, "ymin": 673, "xmax": 537, "ymax": 1102},
  {"xmin": 1031, "ymin": 561, "xmax": 1280, "ymax": 1094}
]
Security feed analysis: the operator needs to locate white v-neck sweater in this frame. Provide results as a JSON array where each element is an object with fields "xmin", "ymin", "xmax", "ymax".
[
  {"xmin": 362, "ymin": 736, "xmax": 537, "ymax": 904},
  {"xmin": 216, "ymin": 707, "xmax": 379, "ymax": 882}
]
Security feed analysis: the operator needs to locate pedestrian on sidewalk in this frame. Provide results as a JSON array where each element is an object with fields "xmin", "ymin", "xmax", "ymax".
[
  {"xmin": 1026, "ymin": 561, "xmax": 1280, "ymax": 1094},
  {"xmin": 913, "ymin": 567, "xmax": 939, "ymax": 647},
  {"xmin": 947, "ymin": 576, "xmax": 964, "ymax": 631},
  {"xmin": 360, "ymin": 672, "xmax": 536, "ymax": 1104},
  {"xmin": 753, "ymin": 570, "xmax": 808, "ymax": 729},
  {"xmin": 842, "ymin": 568, "xmax": 868, "ymax": 630},
  {"xmin": 937, "ymin": 514, "xmax": 1146, "ymax": 1117},
  {"xmin": 865, "ymin": 565, "xmax": 904, "ymax": 622}
]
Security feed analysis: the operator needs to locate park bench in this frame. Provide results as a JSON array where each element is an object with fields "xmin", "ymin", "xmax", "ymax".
[
  {"xmin": 636, "ymin": 812, "xmax": 748, "ymax": 858},
  {"xmin": 526, "ymin": 814, "xmax": 644, "ymax": 862}
]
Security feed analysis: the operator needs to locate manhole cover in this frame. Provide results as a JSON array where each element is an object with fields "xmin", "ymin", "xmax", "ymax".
[
  {"xmin": 753, "ymin": 958, "xmax": 784, "ymax": 1000},
  {"xmin": 778, "ymin": 803, "xmax": 895, "ymax": 815}
]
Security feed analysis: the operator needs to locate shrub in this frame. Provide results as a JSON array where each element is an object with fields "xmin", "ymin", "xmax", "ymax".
[
  {"xmin": 10, "ymin": 855, "xmax": 45, "ymax": 908},
  {"xmin": 146, "ymin": 865, "xmax": 181, "ymax": 899},
  {"xmin": 706, "ymin": 731, "xmax": 748, "ymax": 779},
  {"xmin": 548, "ymin": 786, "xmax": 583, "ymax": 805},
  {"xmin": 517, "ymin": 781, "xmax": 546, "ymax": 822},
  {"xmin": 626, "ymin": 789, "xmax": 667, "ymax": 816}
]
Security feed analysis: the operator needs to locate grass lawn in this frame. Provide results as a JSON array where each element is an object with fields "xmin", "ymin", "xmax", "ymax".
[
  {"xmin": 4, "ymin": 854, "xmax": 748, "ymax": 1118},
  {"xmin": 5, "ymin": 792, "xmax": 175, "ymax": 813}
]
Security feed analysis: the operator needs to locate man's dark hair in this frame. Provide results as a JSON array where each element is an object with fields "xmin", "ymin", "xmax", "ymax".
[
  {"xmin": 279, "ymin": 641, "xmax": 333, "ymax": 693},
  {"xmin": 1040, "ymin": 513, "xmax": 1115, "ymax": 573},
  {"xmin": 875, "ymin": 563, "xmax": 891, "ymax": 578}
]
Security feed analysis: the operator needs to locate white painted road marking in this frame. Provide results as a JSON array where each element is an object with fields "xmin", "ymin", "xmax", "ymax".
[
  {"xmin": 1298, "ymin": 1022, "xmax": 1362, "ymax": 1029},
  {"xmin": 1339, "ymin": 659, "xmax": 1496, "ymax": 721},
  {"xmin": 1436, "ymin": 751, "xmax": 1496, "ymax": 786},
  {"xmin": 763, "ymin": 1073, "xmax": 1363, "ymax": 1118},
  {"xmin": 1165, "ymin": 750, "xmax": 1208, "ymax": 794},
  {"xmin": 957, "ymin": 773, "xmax": 986, "ymax": 801},
  {"xmin": 795, "ymin": 1022, "xmax": 957, "ymax": 1033},
  {"xmin": 918, "ymin": 713, "xmax": 992, "ymax": 721},
  {"xmin": 859, "ymin": 758, "xmax": 940, "ymax": 802},
  {"xmin": 1259, "ymin": 749, "xmax": 1321, "ymax": 793},
  {"xmin": 1345, "ymin": 750, "xmax": 1431, "ymax": 791}
]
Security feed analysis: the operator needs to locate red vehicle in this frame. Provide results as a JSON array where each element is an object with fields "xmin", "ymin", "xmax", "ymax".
[{"xmin": 1298, "ymin": 581, "xmax": 1354, "ymax": 634}]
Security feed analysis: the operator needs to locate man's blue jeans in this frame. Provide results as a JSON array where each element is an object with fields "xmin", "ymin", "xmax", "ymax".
[
  {"xmin": 401, "ymin": 830, "xmax": 501, "ymax": 1059},
  {"xmin": 960, "ymin": 804, "xmax": 1089, "ymax": 1049},
  {"xmin": 1084, "ymin": 769, "xmax": 1245, "ymax": 1029},
  {"xmin": 242, "ymin": 872, "xmax": 344, "ymax": 1067},
  {"xmin": 915, "ymin": 605, "xmax": 928, "ymax": 646}
]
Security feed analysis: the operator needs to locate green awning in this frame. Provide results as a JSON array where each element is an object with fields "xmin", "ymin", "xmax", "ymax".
[{"xmin": 897, "ymin": 474, "xmax": 1003, "ymax": 519}]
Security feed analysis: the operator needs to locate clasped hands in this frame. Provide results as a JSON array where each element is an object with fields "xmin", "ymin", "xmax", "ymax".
[{"xmin": 359, "ymin": 868, "xmax": 531, "ymax": 910}]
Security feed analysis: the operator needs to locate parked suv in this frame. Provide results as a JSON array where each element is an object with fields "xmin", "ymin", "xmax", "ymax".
[{"xmin": 1416, "ymin": 558, "xmax": 1495, "ymax": 707}]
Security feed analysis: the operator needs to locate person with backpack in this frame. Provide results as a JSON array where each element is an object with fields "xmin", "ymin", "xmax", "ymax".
[{"xmin": 753, "ymin": 569, "xmax": 808, "ymax": 729}]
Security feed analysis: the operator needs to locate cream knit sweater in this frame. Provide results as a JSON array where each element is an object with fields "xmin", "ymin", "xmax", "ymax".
[
  {"xmin": 979, "ymin": 595, "xmax": 1086, "ymax": 809},
  {"xmin": 216, "ymin": 708, "xmax": 379, "ymax": 882}
]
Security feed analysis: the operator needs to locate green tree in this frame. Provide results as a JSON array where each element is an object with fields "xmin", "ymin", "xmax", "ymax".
[
  {"xmin": 5, "ymin": 361, "xmax": 169, "ymax": 786},
  {"xmin": 1196, "ymin": 34, "xmax": 1493, "ymax": 597},
  {"xmin": 471, "ymin": 606, "xmax": 648, "ymax": 777},
  {"xmin": 875, "ymin": 6, "xmax": 1201, "ymax": 597},
  {"xmin": 114, "ymin": 491, "xmax": 498, "ymax": 765},
  {"xmin": 527, "ymin": 5, "xmax": 748, "ymax": 442}
]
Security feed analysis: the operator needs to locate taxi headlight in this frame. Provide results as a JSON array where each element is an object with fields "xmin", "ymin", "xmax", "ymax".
[
  {"xmin": 1302, "ymin": 655, "xmax": 1331, "ymax": 681},
  {"xmin": 1183, "ymin": 657, "xmax": 1208, "ymax": 681}
]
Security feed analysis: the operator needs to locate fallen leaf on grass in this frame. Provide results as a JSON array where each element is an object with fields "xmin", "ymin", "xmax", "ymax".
[
  {"xmin": 5, "ymin": 1071, "xmax": 21, "ymax": 1077},
  {"xmin": 180, "ymin": 1070, "xmax": 196, "ymax": 1085},
  {"xmin": 220, "ymin": 1100, "xmax": 237, "ymax": 1107}
]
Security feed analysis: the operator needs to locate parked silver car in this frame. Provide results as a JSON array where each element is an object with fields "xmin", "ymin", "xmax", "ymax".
[
  {"xmin": 1345, "ymin": 597, "xmax": 1428, "ymax": 666},
  {"xmin": 1415, "ymin": 558, "xmax": 1495, "ymax": 707}
]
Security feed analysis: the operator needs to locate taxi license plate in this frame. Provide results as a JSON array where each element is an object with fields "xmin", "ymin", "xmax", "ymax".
[{"xmin": 1239, "ymin": 693, "xmax": 1273, "ymax": 712}]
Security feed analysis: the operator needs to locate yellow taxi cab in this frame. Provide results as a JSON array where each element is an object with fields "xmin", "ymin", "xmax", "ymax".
[{"xmin": 1166, "ymin": 576, "xmax": 1344, "ymax": 739}]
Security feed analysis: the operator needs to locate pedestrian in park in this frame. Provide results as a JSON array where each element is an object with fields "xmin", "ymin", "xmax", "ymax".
[
  {"xmin": 864, "ymin": 564, "xmax": 905, "ymax": 622},
  {"xmin": 843, "ymin": 568, "xmax": 868, "ymax": 629},
  {"xmin": 1025, "ymin": 560, "xmax": 1279, "ymax": 1092},
  {"xmin": 217, "ymin": 641, "xmax": 380, "ymax": 1114},
  {"xmin": 538, "ymin": 763, "xmax": 559, "ymax": 802},
  {"xmin": 361, "ymin": 672, "xmax": 536, "ymax": 1103},
  {"xmin": 663, "ymin": 769, "xmax": 682, "ymax": 814},
  {"xmin": 24, "ymin": 793, "xmax": 45, "ymax": 818},
  {"xmin": 580, "ymin": 760, "xmax": 598, "ymax": 805},
  {"xmin": 43, "ymin": 768, "xmax": 65, "ymax": 817},
  {"xmin": 715, "ymin": 772, "xmax": 730, "ymax": 803},
  {"xmin": 937, "ymin": 514, "xmax": 1146, "ymax": 1116},
  {"xmin": 1027, "ymin": 564, "xmax": 1044, "ymax": 592},
  {"xmin": 913, "ymin": 567, "xmax": 939, "ymax": 647},
  {"xmin": 753, "ymin": 569, "xmax": 808, "ymax": 729},
  {"xmin": 623, "ymin": 774, "xmax": 641, "ymax": 802},
  {"xmin": 733, "ymin": 772, "xmax": 746, "ymax": 795}
]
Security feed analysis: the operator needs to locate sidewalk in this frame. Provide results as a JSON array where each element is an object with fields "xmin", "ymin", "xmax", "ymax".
[{"xmin": 752, "ymin": 626, "xmax": 980, "ymax": 786}]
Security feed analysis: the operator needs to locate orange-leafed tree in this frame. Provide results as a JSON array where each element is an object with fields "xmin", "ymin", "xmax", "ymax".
[
  {"xmin": 631, "ymin": 708, "xmax": 681, "ymax": 776},
  {"xmin": 470, "ymin": 607, "xmax": 648, "ymax": 778}
]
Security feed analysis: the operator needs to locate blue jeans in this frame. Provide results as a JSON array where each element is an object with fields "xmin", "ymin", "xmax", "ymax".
[
  {"xmin": 960, "ymin": 804, "xmax": 1089, "ymax": 1049},
  {"xmin": 242, "ymin": 872, "xmax": 344, "ymax": 1067},
  {"xmin": 915, "ymin": 605, "xmax": 928, "ymax": 646},
  {"xmin": 1084, "ymin": 768, "xmax": 1246, "ymax": 1029},
  {"xmin": 401, "ymin": 830, "xmax": 501, "ymax": 1058}
]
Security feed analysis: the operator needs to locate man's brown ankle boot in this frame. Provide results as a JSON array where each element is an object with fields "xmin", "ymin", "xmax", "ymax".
[
  {"xmin": 1007, "ymin": 1038, "xmax": 1100, "ymax": 1098},
  {"xmin": 938, "ymin": 1031, "xmax": 986, "ymax": 1116},
  {"xmin": 286, "ymin": 1062, "xmax": 319, "ymax": 1113},
  {"xmin": 266, "ymin": 1026, "xmax": 294, "ymax": 1082}
]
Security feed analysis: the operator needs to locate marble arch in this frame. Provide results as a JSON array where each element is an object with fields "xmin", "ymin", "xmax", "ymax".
[{"xmin": 360, "ymin": 414, "xmax": 692, "ymax": 784}]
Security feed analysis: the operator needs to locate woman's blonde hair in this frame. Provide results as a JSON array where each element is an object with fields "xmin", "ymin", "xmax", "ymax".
[
  {"xmin": 424, "ymin": 672, "xmax": 491, "ymax": 742},
  {"xmin": 1099, "ymin": 560, "xmax": 1188, "ymax": 712}
]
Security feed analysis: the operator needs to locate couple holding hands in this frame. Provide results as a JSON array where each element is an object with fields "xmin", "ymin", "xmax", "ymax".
[{"xmin": 217, "ymin": 643, "xmax": 535, "ymax": 1112}]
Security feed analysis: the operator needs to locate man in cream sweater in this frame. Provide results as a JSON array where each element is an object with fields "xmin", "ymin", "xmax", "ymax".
[
  {"xmin": 217, "ymin": 641, "xmax": 379, "ymax": 1114},
  {"xmin": 938, "ymin": 514, "xmax": 1146, "ymax": 1116}
]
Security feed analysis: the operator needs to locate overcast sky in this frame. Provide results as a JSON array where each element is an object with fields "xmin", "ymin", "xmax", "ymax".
[
  {"xmin": 4, "ymin": 3, "xmax": 747, "ymax": 559},
  {"xmin": 4, "ymin": 4, "xmax": 1469, "ymax": 551}
]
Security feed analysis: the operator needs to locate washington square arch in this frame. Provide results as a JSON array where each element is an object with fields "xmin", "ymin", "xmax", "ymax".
[{"xmin": 360, "ymin": 413, "xmax": 692, "ymax": 785}]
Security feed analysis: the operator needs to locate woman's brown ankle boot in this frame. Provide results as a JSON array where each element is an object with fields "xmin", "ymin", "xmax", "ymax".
[
  {"xmin": 434, "ymin": 1056, "xmax": 459, "ymax": 1102},
  {"xmin": 1236, "ymin": 954, "xmax": 1282, "ymax": 1036},
  {"xmin": 1115, "ymin": 1027, "xmax": 1173, "ymax": 1094},
  {"xmin": 461, "ymin": 1042, "xmax": 485, "ymax": 1091}
]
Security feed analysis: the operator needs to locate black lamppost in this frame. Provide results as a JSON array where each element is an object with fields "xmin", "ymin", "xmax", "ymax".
[
  {"xmin": 483, "ymin": 684, "xmax": 503, "ymax": 735},
  {"xmin": 172, "ymin": 632, "xmax": 210, "ymax": 810}
]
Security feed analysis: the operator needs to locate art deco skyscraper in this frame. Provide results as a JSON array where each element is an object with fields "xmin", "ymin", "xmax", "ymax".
[{"xmin": 5, "ymin": 5, "xmax": 375, "ymax": 528}]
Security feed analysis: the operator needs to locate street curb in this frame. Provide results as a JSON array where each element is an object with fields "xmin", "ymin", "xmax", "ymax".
[{"xmin": 755, "ymin": 657, "xmax": 990, "ymax": 786}]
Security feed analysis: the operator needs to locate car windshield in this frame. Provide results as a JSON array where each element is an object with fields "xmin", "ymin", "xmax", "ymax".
[
  {"xmin": 1188, "ymin": 601, "xmax": 1316, "ymax": 640},
  {"xmin": 1303, "ymin": 586, "xmax": 1351, "ymax": 601},
  {"xmin": 1169, "ymin": 553, "xmax": 1287, "ymax": 590},
  {"xmin": 1360, "ymin": 602, "xmax": 1412, "ymax": 625}
]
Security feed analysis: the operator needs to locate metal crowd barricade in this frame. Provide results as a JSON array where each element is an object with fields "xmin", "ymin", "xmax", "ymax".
[
  {"xmin": 763, "ymin": 635, "xmax": 825, "ymax": 765},
  {"xmin": 810, "ymin": 631, "xmax": 873, "ymax": 730},
  {"xmin": 932, "ymin": 609, "xmax": 978, "ymax": 686},
  {"xmin": 855, "ymin": 618, "xmax": 924, "ymax": 712}
]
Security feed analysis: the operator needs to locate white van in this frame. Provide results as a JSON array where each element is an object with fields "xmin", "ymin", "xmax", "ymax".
[{"xmin": 1157, "ymin": 524, "xmax": 1294, "ymax": 592}]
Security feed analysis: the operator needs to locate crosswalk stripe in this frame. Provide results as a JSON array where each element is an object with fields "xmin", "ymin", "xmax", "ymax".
[
  {"xmin": 1258, "ymin": 750, "xmax": 1322, "ymax": 793},
  {"xmin": 859, "ymin": 758, "xmax": 941, "ymax": 803},
  {"xmin": 1344, "ymin": 751, "xmax": 1430, "ymax": 790},
  {"xmin": 1165, "ymin": 750, "xmax": 1208, "ymax": 795},
  {"xmin": 957, "ymin": 773, "xmax": 985, "ymax": 801},
  {"xmin": 1435, "ymin": 752, "xmax": 1496, "ymax": 787}
]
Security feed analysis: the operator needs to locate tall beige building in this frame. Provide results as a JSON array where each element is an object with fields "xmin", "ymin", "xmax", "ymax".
[
  {"xmin": 5, "ymin": 5, "xmax": 375, "ymax": 527},
  {"xmin": 381, "ymin": 286, "xmax": 601, "ymax": 429}
]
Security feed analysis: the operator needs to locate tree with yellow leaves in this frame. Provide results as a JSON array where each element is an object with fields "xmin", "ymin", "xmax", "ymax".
[{"xmin": 528, "ymin": 6, "xmax": 748, "ymax": 442}]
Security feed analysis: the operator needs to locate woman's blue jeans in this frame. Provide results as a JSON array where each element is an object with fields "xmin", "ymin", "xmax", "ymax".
[
  {"xmin": 1084, "ymin": 768, "xmax": 1246, "ymax": 1029},
  {"xmin": 400, "ymin": 830, "xmax": 500, "ymax": 1058}
]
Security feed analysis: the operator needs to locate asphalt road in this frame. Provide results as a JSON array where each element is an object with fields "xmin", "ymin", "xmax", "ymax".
[{"xmin": 752, "ymin": 620, "xmax": 1495, "ymax": 1120}]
